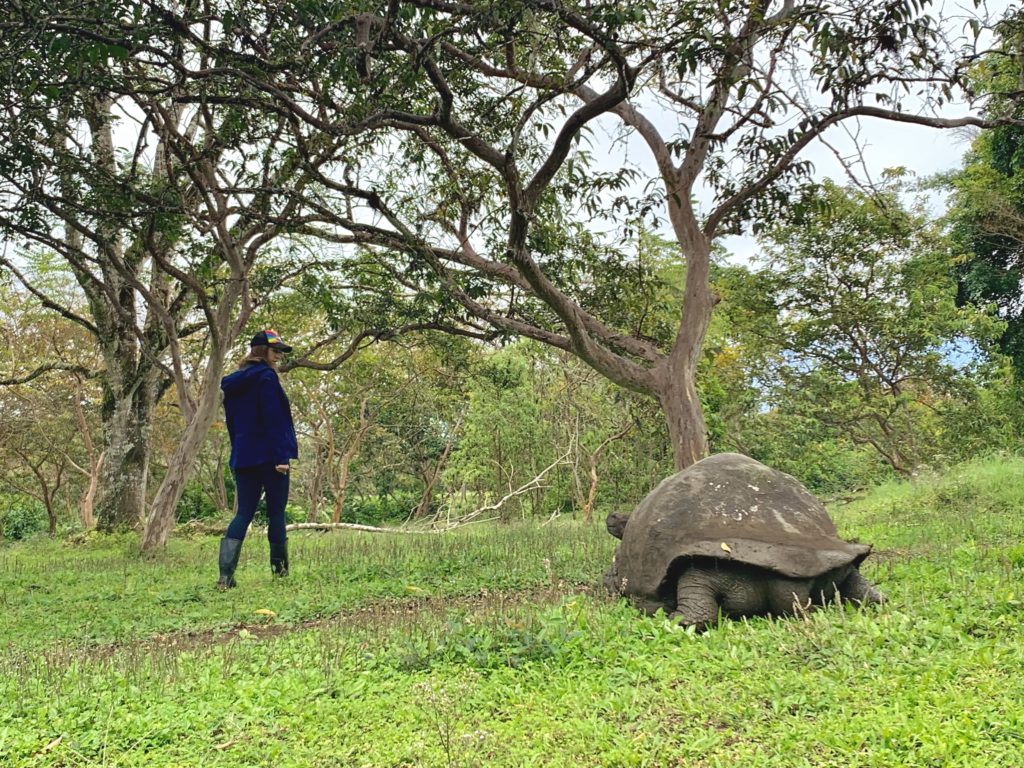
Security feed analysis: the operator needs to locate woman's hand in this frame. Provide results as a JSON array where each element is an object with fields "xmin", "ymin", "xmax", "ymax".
[{"xmin": 275, "ymin": 464, "xmax": 290, "ymax": 474}]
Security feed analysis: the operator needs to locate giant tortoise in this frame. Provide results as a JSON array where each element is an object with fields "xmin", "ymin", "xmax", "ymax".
[{"xmin": 605, "ymin": 453, "xmax": 884, "ymax": 628}]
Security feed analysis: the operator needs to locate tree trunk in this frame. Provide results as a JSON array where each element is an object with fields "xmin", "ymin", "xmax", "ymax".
[
  {"xmin": 71, "ymin": 376, "xmax": 102, "ymax": 529},
  {"xmin": 659, "ymin": 190, "xmax": 716, "ymax": 472},
  {"xmin": 84, "ymin": 97, "xmax": 159, "ymax": 534},
  {"xmin": 44, "ymin": 484, "xmax": 58, "ymax": 537},
  {"xmin": 140, "ymin": 354, "xmax": 228, "ymax": 550},
  {"xmin": 413, "ymin": 417, "xmax": 459, "ymax": 518},
  {"xmin": 330, "ymin": 398, "xmax": 372, "ymax": 524},
  {"xmin": 330, "ymin": 452, "xmax": 355, "ymax": 525},
  {"xmin": 580, "ymin": 421, "xmax": 633, "ymax": 523},
  {"xmin": 657, "ymin": 373, "xmax": 708, "ymax": 471},
  {"xmin": 80, "ymin": 451, "xmax": 104, "ymax": 530},
  {"xmin": 95, "ymin": 383, "xmax": 153, "ymax": 532},
  {"xmin": 212, "ymin": 444, "xmax": 229, "ymax": 513},
  {"xmin": 582, "ymin": 462, "xmax": 600, "ymax": 523},
  {"xmin": 305, "ymin": 407, "xmax": 329, "ymax": 523},
  {"xmin": 306, "ymin": 441, "xmax": 327, "ymax": 523},
  {"xmin": 22, "ymin": 456, "xmax": 65, "ymax": 537},
  {"xmin": 415, "ymin": 465, "xmax": 444, "ymax": 519}
]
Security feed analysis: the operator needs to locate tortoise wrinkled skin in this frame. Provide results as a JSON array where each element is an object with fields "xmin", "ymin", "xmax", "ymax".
[{"xmin": 605, "ymin": 453, "xmax": 884, "ymax": 628}]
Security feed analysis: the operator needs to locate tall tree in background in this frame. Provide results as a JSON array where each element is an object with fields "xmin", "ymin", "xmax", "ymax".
[
  {"xmin": 740, "ymin": 180, "xmax": 1002, "ymax": 475},
  {"xmin": 566, "ymin": 0, "xmax": 1021, "ymax": 467},
  {"xmin": 0, "ymin": 3, "xmax": 365, "ymax": 547},
  {"xmin": 0, "ymin": 30, "xmax": 178, "ymax": 531},
  {"xmin": 0, "ymin": 279, "xmax": 101, "ymax": 534},
  {"xmin": 945, "ymin": 10, "xmax": 1024, "ymax": 377}
]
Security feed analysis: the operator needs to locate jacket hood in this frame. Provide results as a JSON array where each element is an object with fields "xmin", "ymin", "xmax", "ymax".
[{"xmin": 221, "ymin": 362, "xmax": 270, "ymax": 395}]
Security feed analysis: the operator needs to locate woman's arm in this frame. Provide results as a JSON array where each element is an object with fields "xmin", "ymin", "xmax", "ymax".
[{"xmin": 257, "ymin": 372, "xmax": 297, "ymax": 467}]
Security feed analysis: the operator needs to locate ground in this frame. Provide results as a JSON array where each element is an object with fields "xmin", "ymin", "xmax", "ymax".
[{"xmin": 1, "ymin": 456, "xmax": 1023, "ymax": 766}]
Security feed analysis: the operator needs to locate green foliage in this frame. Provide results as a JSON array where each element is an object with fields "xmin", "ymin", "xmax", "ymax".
[
  {"xmin": 741, "ymin": 412, "xmax": 896, "ymax": 495},
  {"xmin": 345, "ymin": 491, "xmax": 421, "ymax": 525},
  {"xmin": 175, "ymin": 482, "xmax": 225, "ymax": 524},
  {"xmin": 444, "ymin": 345, "xmax": 558, "ymax": 518},
  {"xmin": 0, "ymin": 495, "xmax": 47, "ymax": 541},
  {"xmin": 393, "ymin": 612, "xmax": 575, "ymax": 672},
  {"xmin": 936, "ymin": 365, "xmax": 1024, "ymax": 461},
  {"xmin": 945, "ymin": 129, "xmax": 1024, "ymax": 376},
  {"xmin": 941, "ymin": 16, "xmax": 1024, "ymax": 377},
  {"xmin": 442, "ymin": 342, "xmax": 673, "ymax": 520},
  {"xmin": 736, "ymin": 180, "xmax": 1003, "ymax": 475},
  {"xmin": 283, "ymin": 503, "xmax": 306, "ymax": 526}
]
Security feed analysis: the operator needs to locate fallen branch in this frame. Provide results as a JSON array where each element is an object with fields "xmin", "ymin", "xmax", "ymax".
[
  {"xmin": 175, "ymin": 519, "xmax": 489, "ymax": 536},
  {"xmin": 175, "ymin": 452, "xmax": 569, "ymax": 538},
  {"xmin": 434, "ymin": 449, "xmax": 572, "ymax": 528},
  {"xmin": 284, "ymin": 521, "xmax": 444, "ymax": 534},
  {"xmin": 178, "ymin": 520, "xmax": 434, "ymax": 535}
]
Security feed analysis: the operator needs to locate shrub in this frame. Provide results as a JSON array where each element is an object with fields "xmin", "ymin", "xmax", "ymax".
[
  {"xmin": 0, "ymin": 495, "xmax": 47, "ymax": 541},
  {"xmin": 345, "ymin": 490, "xmax": 420, "ymax": 525},
  {"xmin": 175, "ymin": 483, "xmax": 224, "ymax": 523},
  {"xmin": 249, "ymin": 501, "xmax": 308, "ymax": 526},
  {"xmin": 284, "ymin": 502, "xmax": 307, "ymax": 525}
]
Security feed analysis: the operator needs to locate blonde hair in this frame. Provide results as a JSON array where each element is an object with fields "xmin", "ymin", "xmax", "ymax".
[{"xmin": 239, "ymin": 345, "xmax": 279, "ymax": 371}]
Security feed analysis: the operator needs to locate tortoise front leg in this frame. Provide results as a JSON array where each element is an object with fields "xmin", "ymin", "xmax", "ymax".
[
  {"xmin": 839, "ymin": 568, "xmax": 885, "ymax": 605},
  {"xmin": 671, "ymin": 568, "xmax": 721, "ymax": 630},
  {"xmin": 766, "ymin": 578, "xmax": 812, "ymax": 617}
]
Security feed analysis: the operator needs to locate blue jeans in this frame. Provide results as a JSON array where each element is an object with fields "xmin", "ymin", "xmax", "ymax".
[{"xmin": 226, "ymin": 463, "xmax": 289, "ymax": 544}]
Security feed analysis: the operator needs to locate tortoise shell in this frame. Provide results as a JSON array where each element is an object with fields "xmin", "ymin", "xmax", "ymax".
[{"xmin": 609, "ymin": 453, "xmax": 870, "ymax": 606}]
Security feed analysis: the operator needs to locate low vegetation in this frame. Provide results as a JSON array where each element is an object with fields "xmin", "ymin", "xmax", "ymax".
[{"xmin": 2, "ymin": 455, "xmax": 1023, "ymax": 766}]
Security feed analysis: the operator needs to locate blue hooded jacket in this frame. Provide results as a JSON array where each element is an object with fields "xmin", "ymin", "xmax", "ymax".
[{"xmin": 221, "ymin": 362, "xmax": 298, "ymax": 469}]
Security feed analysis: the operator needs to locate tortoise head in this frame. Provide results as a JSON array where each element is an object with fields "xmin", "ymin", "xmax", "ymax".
[{"xmin": 605, "ymin": 511, "xmax": 630, "ymax": 540}]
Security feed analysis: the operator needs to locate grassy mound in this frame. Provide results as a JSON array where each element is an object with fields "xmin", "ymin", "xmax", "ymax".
[{"xmin": 2, "ymin": 455, "xmax": 1023, "ymax": 766}]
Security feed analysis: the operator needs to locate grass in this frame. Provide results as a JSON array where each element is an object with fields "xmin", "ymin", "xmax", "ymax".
[
  {"xmin": 0, "ymin": 523, "xmax": 611, "ymax": 653},
  {"xmin": 2, "ymin": 454, "xmax": 1023, "ymax": 766}
]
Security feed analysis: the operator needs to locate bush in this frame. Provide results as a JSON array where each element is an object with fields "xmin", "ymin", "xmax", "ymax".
[
  {"xmin": 249, "ymin": 501, "xmax": 308, "ymax": 526},
  {"xmin": 284, "ymin": 502, "xmax": 307, "ymax": 525},
  {"xmin": 0, "ymin": 495, "xmax": 47, "ymax": 541},
  {"xmin": 345, "ymin": 491, "xmax": 421, "ymax": 525},
  {"xmin": 175, "ymin": 483, "xmax": 224, "ymax": 523}
]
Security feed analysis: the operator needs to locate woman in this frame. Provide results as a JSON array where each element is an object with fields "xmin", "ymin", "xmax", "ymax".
[{"xmin": 217, "ymin": 329, "xmax": 299, "ymax": 589}]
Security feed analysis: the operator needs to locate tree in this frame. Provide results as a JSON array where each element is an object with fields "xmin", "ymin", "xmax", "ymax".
[
  {"xmin": 444, "ymin": 345, "xmax": 559, "ymax": 518},
  {"xmin": 262, "ymin": 261, "xmax": 488, "ymax": 523},
  {"xmin": 0, "ymin": 280, "xmax": 102, "ymax": 533},
  {"xmin": 742, "ymin": 180, "xmax": 1002, "ymax": 474},
  {"xmin": 0, "ymin": 13, "xmax": 195, "ymax": 530},
  {"xmin": 943, "ymin": 11, "xmax": 1024, "ymax": 376},
  {"xmin": 0, "ymin": 2, "xmax": 407, "ymax": 547}
]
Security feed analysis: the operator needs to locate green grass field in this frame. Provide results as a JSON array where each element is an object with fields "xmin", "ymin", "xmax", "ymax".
[{"xmin": 2, "ymin": 455, "xmax": 1024, "ymax": 767}]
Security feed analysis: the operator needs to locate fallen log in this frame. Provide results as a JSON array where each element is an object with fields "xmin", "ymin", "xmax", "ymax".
[
  {"xmin": 284, "ymin": 521, "xmax": 443, "ymax": 534},
  {"xmin": 175, "ymin": 519, "xmax": 489, "ymax": 536}
]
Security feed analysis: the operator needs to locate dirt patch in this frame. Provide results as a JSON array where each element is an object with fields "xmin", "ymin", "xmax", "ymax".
[
  {"xmin": 27, "ymin": 581, "xmax": 606, "ymax": 668},
  {"xmin": 868, "ymin": 548, "xmax": 920, "ymax": 563}
]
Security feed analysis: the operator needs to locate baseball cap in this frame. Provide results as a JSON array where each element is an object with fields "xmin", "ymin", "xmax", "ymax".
[{"xmin": 249, "ymin": 328, "xmax": 293, "ymax": 353}]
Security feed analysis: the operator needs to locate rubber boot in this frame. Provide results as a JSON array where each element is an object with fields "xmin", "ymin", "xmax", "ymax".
[
  {"xmin": 270, "ymin": 539, "xmax": 289, "ymax": 577},
  {"xmin": 217, "ymin": 537, "xmax": 243, "ymax": 589}
]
